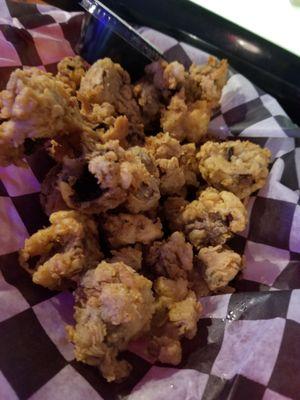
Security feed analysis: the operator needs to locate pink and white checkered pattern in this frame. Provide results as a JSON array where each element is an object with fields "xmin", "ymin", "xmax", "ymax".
[{"xmin": 1, "ymin": 1, "xmax": 300, "ymax": 399}]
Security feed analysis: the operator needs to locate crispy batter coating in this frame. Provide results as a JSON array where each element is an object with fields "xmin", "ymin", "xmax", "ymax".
[
  {"xmin": 58, "ymin": 140, "xmax": 160, "ymax": 214},
  {"xmin": 148, "ymin": 277, "xmax": 202, "ymax": 365},
  {"xmin": 180, "ymin": 143, "xmax": 199, "ymax": 187},
  {"xmin": 78, "ymin": 58, "xmax": 144, "ymax": 140},
  {"xmin": 118, "ymin": 152, "xmax": 160, "ymax": 214},
  {"xmin": 96, "ymin": 115, "xmax": 130, "ymax": 147},
  {"xmin": 0, "ymin": 68, "xmax": 83, "ymax": 166},
  {"xmin": 161, "ymin": 89, "xmax": 211, "ymax": 143},
  {"xmin": 156, "ymin": 157, "xmax": 186, "ymax": 195},
  {"xmin": 133, "ymin": 80, "xmax": 162, "ymax": 128},
  {"xmin": 145, "ymin": 60, "xmax": 185, "ymax": 91},
  {"xmin": 145, "ymin": 132, "xmax": 198, "ymax": 195},
  {"xmin": 110, "ymin": 245, "xmax": 142, "ymax": 271},
  {"xmin": 103, "ymin": 213, "xmax": 163, "ymax": 248},
  {"xmin": 19, "ymin": 211, "xmax": 102, "ymax": 290},
  {"xmin": 67, "ymin": 261, "xmax": 154, "ymax": 382},
  {"xmin": 197, "ymin": 140, "xmax": 271, "ymax": 199},
  {"xmin": 187, "ymin": 57, "xmax": 228, "ymax": 108},
  {"xmin": 198, "ymin": 245, "xmax": 243, "ymax": 291},
  {"xmin": 56, "ymin": 56, "xmax": 90, "ymax": 94},
  {"xmin": 182, "ymin": 187, "xmax": 247, "ymax": 248},
  {"xmin": 127, "ymin": 146, "xmax": 159, "ymax": 178},
  {"xmin": 146, "ymin": 132, "xmax": 182, "ymax": 159},
  {"xmin": 145, "ymin": 232, "xmax": 193, "ymax": 280},
  {"xmin": 162, "ymin": 196, "xmax": 189, "ymax": 232}
]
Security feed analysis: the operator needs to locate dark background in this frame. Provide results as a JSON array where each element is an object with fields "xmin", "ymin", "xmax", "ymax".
[{"xmin": 46, "ymin": 0, "xmax": 300, "ymax": 125}]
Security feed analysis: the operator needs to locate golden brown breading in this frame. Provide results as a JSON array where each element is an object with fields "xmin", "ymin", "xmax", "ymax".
[
  {"xmin": 145, "ymin": 60, "xmax": 185, "ymax": 91},
  {"xmin": 182, "ymin": 187, "xmax": 247, "ymax": 248},
  {"xmin": 58, "ymin": 140, "xmax": 160, "ymax": 214},
  {"xmin": 162, "ymin": 196, "xmax": 189, "ymax": 232},
  {"xmin": 0, "ymin": 68, "xmax": 83, "ymax": 166},
  {"xmin": 66, "ymin": 261, "xmax": 154, "ymax": 382},
  {"xmin": 134, "ymin": 60, "xmax": 186, "ymax": 129},
  {"xmin": 19, "ymin": 211, "xmax": 102, "ymax": 290},
  {"xmin": 127, "ymin": 146, "xmax": 159, "ymax": 178},
  {"xmin": 133, "ymin": 80, "xmax": 162, "ymax": 128},
  {"xmin": 56, "ymin": 56, "xmax": 90, "ymax": 94},
  {"xmin": 119, "ymin": 155, "xmax": 160, "ymax": 215},
  {"xmin": 110, "ymin": 245, "xmax": 143, "ymax": 271},
  {"xmin": 197, "ymin": 140, "xmax": 271, "ymax": 199},
  {"xmin": 103, "ymin": 213, "xmax": 163, "ymax": 248},
  {"xmin": 156, "ymin": 157, "xmax": 186, "ymax": 195},
  {"xmin": 187, "ymin": 57, "xmax": 228, "ymax": 108},
  {"xmin": 96, "ymin": 115, "xmax": 129, "ymax": 146},
  {"xmin": 145, "ymin": 232, "xmax": 193, "ymax": 280},
  {"xmin": 198, "ymin": 245, "xmax": 243, "ymax": 291},
  {"xmin": 145, "ymin": 132, "xmax": 198, "ymax": 195},
  {"xmin": 146, "ymin": 132, "xmax": 182, "ymax": 159},
  {"xmin": 180, "ymin": 143, "xmax": 199, "ymax": 187},
  {"xmin": 161, "ymin": 89, "xmax": 211, "ymax": 143},
  {"xmin": 148, "ymin": 277, "xmax": 202, "ymax": 365},
  {"xmin": 78, "ymin": 58, "xmax": 144, "ymax": 141}
]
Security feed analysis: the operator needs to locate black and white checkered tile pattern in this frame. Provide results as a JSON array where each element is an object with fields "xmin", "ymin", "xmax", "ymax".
[{"xmin": 0, "ymin": 1, "xmax": 300, "ymax": 399}]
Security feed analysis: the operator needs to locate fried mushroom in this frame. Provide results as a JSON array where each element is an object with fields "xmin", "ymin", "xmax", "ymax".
[
  {"xmin": 182, "ymin": 187, "xmax": 247, "ymax": 248},
  {"xmin": 56, "ymin": 56, "xmax": 90, "ymax": 94},
  {"xmin": 67, "ymin": 261, "xmax": 154, "ymax": 382},
  {"xmin": 0, "ymin": 68, "xmax": 83, "ymax": 166},
  {"xmin": 19, "ymin": 211, "xmax": 102, "ymax": 290},
  {"xmin": 148, "ymin": 277, "xmax": 202, "ymax": 365},
  {"xmin": 198, "ymin": 245, "xmax": 243, "ymax": 291},
  {"xmin": 78, "ymin": 58, "xmax": 144, "ymax": 142},
  {"xmin": 197, "ymin": 140, "xmax": 271, "ymax": 199},
  {"xmin": 145, "ymin": 232, "xmax": 193, "ymax": 280},
  {"xmin": 103, "ymin": 213, "xmax": 163, "ymax": 248}
]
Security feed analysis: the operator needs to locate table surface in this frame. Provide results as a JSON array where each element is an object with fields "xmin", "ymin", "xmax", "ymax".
[{"xmin": 190, "ymin": 0, "xmax": 300, "ymax": 56}]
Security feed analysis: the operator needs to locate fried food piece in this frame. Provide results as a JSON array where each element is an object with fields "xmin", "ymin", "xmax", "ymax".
[
  {"xmin": 118, "ymin": 153, "xmax": 160, "ymax": 214},
  {"xmin": 134, "ymin": 60, "xmax": 186, "ymax": 129},
  {"xmin": 187, "ymin": 57, "xmax": 228, "ymax": 108},
  {"xmin": 198, "ymin": 245, "xmax": 243, "ymax": 291},
  {"xmin": 182, "ymin": 187, "xmax": 247, "ymax": 248},
  {"xmin": 58, "ymin": 140, "xmax": 160, "ymax": 214},
  {"xmin": 0, "ymin": 68, "xmax": 83, "ymax": 166},
  {"xmin": 156, "ymin": 157, "xmax": 186, "ymax": 195},
  {"xmin": 145, "ymin": 232, "xmax": 193, "ymax": 280},
  {"xmin": 40, "ymin": 165, "xmax": 69, "ymax": 216},
  {"xmin": 148, "ymin": 277, "xmax": 202, "ymax": 365},
  {"xmin": 197, "ymin": 140, "xmax": 271, "ymax": 199},
  {"xmin": 19, "ymin": 211, "xmax": 102, "ymax": 290},
  {"xmin": 133, "ymin": 80, "xmax": 162, "ymax": 128},
  {"xmin": 58, "ymin": 156, "xmax": 127, "ymax": 214},
  {"xmin": 127, "ymin": 146, "xmax": 159, "ymax": 178},
  {"xmin": 161, "ymin": 89, "xmax": 211, "ymax": 143},
  {"xmin": 180, "ymin": 143, "xmax": 199, "ymax": 187},
  {"xmin": 145, "ymin": 60, "xmax": 185, "ymax": 91},
  {"xmin": 56, "ymin": 56, "xmax": 90, "ymax": 94},
  {"xmin": 78, "ymin": 58, "xmax": 144, "ymax": 140},
  {"xmin": 188, "ymin": 267, "xmax": 211, "ymax": 298},
  {"xmin": 146, "ymin": 132, "xmax": 182, "ymax": 159},
  {"xmin": 67, "ymin": 261, "xmax": 154, "ymax": 382},
  {"xmin": 162, "ymin": 196, "xmax": 188, "ymax": 232},
  {"xmin": 145, "ymin": 132, "xmax": 198, "ymax": 195},
  {"xmin": 96, "ymin": 115, "xmax": 129, "ymax": 147},
  {"xmin": 103, "ymin": 213, "xmax": 163, "ymax": 248},
  {"xmin": 110, "ymin": 245, "xmax": 142, "ymax": 271}
]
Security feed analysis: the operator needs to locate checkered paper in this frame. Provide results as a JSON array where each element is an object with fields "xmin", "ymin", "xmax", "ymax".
[{"xmin": 0, "ymin": 1, "xmax": 300, "ymax": 399}]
